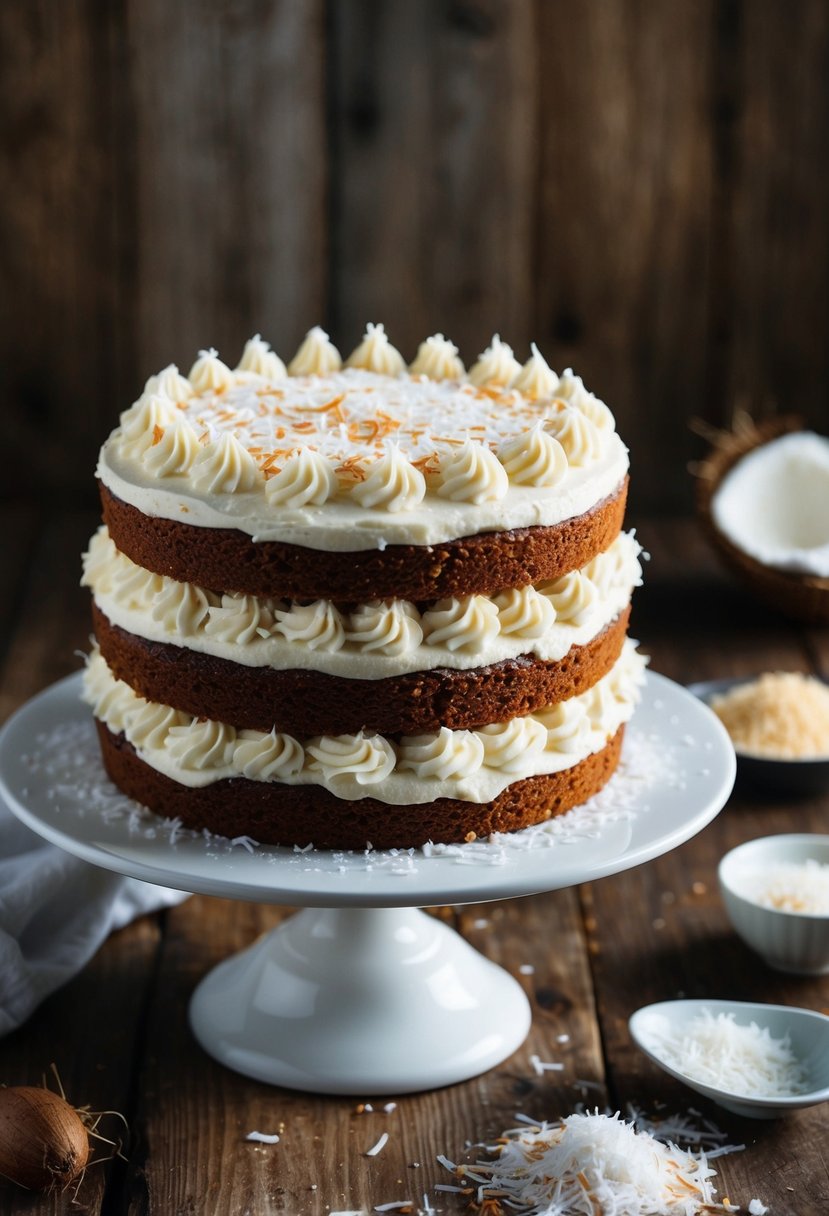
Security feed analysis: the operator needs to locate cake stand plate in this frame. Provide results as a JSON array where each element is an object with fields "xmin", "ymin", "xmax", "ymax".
[{"xmin": 0, "ymin": 672, "xmax": 735, "ymax": 1094}]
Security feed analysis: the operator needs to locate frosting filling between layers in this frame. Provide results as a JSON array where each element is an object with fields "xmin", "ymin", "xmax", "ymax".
[
  {"xmin": 82, "ymin": 641, "xmax": 647, "ymax": 805},
  {"xmin": 83, "ymin": 526, "xmax": 642, "ymax": 677}
]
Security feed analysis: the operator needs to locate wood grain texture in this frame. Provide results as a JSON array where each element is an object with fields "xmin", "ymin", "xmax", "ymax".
[
  {"xmin": 0, "ymin": 510, "xmax": 95, "ymax": 722},
  {"xmin": 0, "ymin": 2, "xmax": 129, "ymax": 500},
  {"xmin": 129, "ymin": 0, "xmax": 328, "ymax": 394},
  {"xmin": 330, "ymin": 0, "xmax": 537, "ymax": 360},
  {"xmin": 535, "ymin": 0, "xmax": 716, "ymax": 514},
  {"xmin": 725, "ymin": 0, "xmax": 829, "ymax": 429}
]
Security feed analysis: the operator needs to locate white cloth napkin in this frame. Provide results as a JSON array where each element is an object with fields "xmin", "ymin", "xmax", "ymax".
[{"xmin": 0, "ymin": 795, "xmax": 188, "ymax": 1034}]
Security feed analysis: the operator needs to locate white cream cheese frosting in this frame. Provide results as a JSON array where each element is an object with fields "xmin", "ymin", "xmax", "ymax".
[
  {"xmin": 83, "ymin": 641, "xmax": 646, "ymax": 805},
  {"xmin": 409, "ymin": 334, "xmax": 465, "ymax": 380},
  {"xmin": 98, "ymin": 332, "xmax": 628, "ymax": 552},
  {"xmin": 83, "ymin": 527, "xmax": 642, "ymax": 677}
]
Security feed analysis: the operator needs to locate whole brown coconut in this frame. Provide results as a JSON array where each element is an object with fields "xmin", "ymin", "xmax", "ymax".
[{"xmin": 0, "ymin": 1086, "xmax": 89, "ymax": 1191}]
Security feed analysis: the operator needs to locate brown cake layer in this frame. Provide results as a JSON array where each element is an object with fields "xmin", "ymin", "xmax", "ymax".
[
  {"xmin": 96, "ymin": 720, "xmax": 625, "ymax": 850},
  {"xmin": 93, "ymin": 602, "xmax": 630, "ymax": 736},
  {"xmin": 99, "ymin": 478, "xmax": 628, "ymax": 602}
]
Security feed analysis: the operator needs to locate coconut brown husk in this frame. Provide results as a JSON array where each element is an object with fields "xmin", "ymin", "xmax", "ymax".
[{"xmin": 694, "ymin": 411, "xmax": 829, "ymax": 625}]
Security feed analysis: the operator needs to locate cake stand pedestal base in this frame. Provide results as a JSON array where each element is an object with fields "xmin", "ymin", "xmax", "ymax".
[{"xmin": 188, "ymin": 905, "xmax": 531, "ymax": 1094}]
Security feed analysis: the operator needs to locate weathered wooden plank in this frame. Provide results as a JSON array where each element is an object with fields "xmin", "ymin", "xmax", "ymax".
[
  {"xmin": 330, "ymin": 0, "xmax": 537, "ymax": 361},
  {"xmin": 124, "ymin": 890, "xmax": 603, "ymax": 1214},
  {"xmin": 0, "ymin": 510, "xmax": 97, "ymax": 722},
  {"xmin": 725, "ymin": 0, "xmax": 829, "ymax": 432},
  {"xmin": 0, "ymin": 2, "xmax": 132, "ymax": 502},
  {"xmin": 129, "ymin": 0, "xmax": 328, "ymax": 389},
  {"xmin": 535, "ymin": 0, "xmax": 715, "ymax": 513},
  {"xmin": 0, "ymin": 505, "xmax": 40, "ymax": 675}
]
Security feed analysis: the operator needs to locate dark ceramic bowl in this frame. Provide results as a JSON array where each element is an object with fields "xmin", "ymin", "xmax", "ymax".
[{"xmin": 688, "ymin": 677, "xmax": 829, "ymax": 798}]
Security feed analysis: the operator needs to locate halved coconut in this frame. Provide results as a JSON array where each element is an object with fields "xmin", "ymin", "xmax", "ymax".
[{"xmin": 696, "ymin": 414, "xmax": 829, "ymax": 623}]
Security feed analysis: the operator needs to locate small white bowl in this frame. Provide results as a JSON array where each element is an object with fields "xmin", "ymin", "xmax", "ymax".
[
  {"xmin": 719, "ymin": 834, "xmax": 829, "ymax": 974},
  {"xmin": 630, "ymin": 998, "xmax": 829, "ymax": 1119}
]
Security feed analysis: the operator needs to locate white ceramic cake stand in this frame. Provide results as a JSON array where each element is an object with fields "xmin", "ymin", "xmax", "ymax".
[{"xmin": 0, "ymin": 671, "xmax": 735, "ymax": 1094}]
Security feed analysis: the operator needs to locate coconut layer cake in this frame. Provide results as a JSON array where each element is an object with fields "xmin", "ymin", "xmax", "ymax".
[{"xmin": 83, "ymin": 324, "xmax": 645, "ymax": 848}]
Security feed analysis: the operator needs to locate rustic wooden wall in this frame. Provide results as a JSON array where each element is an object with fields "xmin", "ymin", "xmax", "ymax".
[{"xmin": 1, "ymin": 0, "xmax": 827, "ymax": 513}]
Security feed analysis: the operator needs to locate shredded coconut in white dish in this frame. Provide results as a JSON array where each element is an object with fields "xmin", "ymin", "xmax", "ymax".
[
  {"xmin": 647, "ymin": 1008, "xmax": 809, "ymax": 1097},
  {"xmin": 736, "ymin": 858, "xmax": 829, "ymax": 915}
]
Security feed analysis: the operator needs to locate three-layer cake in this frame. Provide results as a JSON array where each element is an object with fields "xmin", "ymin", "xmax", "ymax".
[{"xmin": 82, "ymin": 324, "xmax": 644, "ymax": 848}]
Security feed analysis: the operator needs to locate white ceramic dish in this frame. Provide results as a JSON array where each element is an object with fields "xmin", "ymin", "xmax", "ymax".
[
  {"xmin": 719, "ymin": 834, "xmax": 829, "ymax": 974},
  {"xmin": 630, "ymin": 998, "xmax": 829, "ymax": 1119}
]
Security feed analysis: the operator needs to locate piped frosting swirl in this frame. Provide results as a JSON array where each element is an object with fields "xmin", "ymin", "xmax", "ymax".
[
  {"xmin": 141, "ymin": 417, "xmax": 201, "ymax": 477},
  {"xmin": 436, "ymin": 440, "xmax": 509, "ymax": 504},
  {"xmin": 345, "ymin": 323, "xmax": 405, "ymax": 375},
  {"xmin": 237, "ymin": 335, "xmax": 287, "ymax": 381},
  {"xmin": 264, "ymin": 447, "xmax": 337, "ymax": 507},
  {"xmin": 189, "ymin": 349, "xmax": 235, "ymax": 394},
  {"xmin": 191, "ymin": 431, "xmax": 262, "ymax": 493},
  {"xmin": 351, "ymin": 445, "xmax": 426, "ymax": 512},
  {"xmin": 512, "ymin": 344, "xmax": 560, "ymax": 398},
  {"xmin": 410, "ymin": 334, "xmax": 464, "ymax": 380},
  {"xmin": 498, "ymin": 425, "xmax": 568, "ymax": 488},
  {"xmin": 468, "ymin": 335, "xmax": 521, "ymax": 387},
  {"xmin": 289, "ymin": 327, "xmax": 342, "ymax": 376}
]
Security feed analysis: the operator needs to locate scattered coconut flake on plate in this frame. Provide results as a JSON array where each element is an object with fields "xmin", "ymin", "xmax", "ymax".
[
  {"xmin": 645, "ymin": 1008, "xmax": 809, "ymax": 1097},
  {"xmin": 436, "ymin": 1110, "xmax": 754, "ymax": 1215}
]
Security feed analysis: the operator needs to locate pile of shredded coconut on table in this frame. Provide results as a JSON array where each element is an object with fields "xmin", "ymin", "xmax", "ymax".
[{"xmin": 436, "ymin": 1110, "xmax": 767, "ymax": 1216}]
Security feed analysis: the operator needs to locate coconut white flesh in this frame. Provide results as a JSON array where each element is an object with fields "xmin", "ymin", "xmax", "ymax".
[{"xmin": 711, "ymin": 432, "xmax": 829, "ymax": 577}]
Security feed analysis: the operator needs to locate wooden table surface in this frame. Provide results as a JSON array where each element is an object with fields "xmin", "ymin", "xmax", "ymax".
[{"xmin": 0, "ymin": 508, "xmax": 827, "ymax": 1215}]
